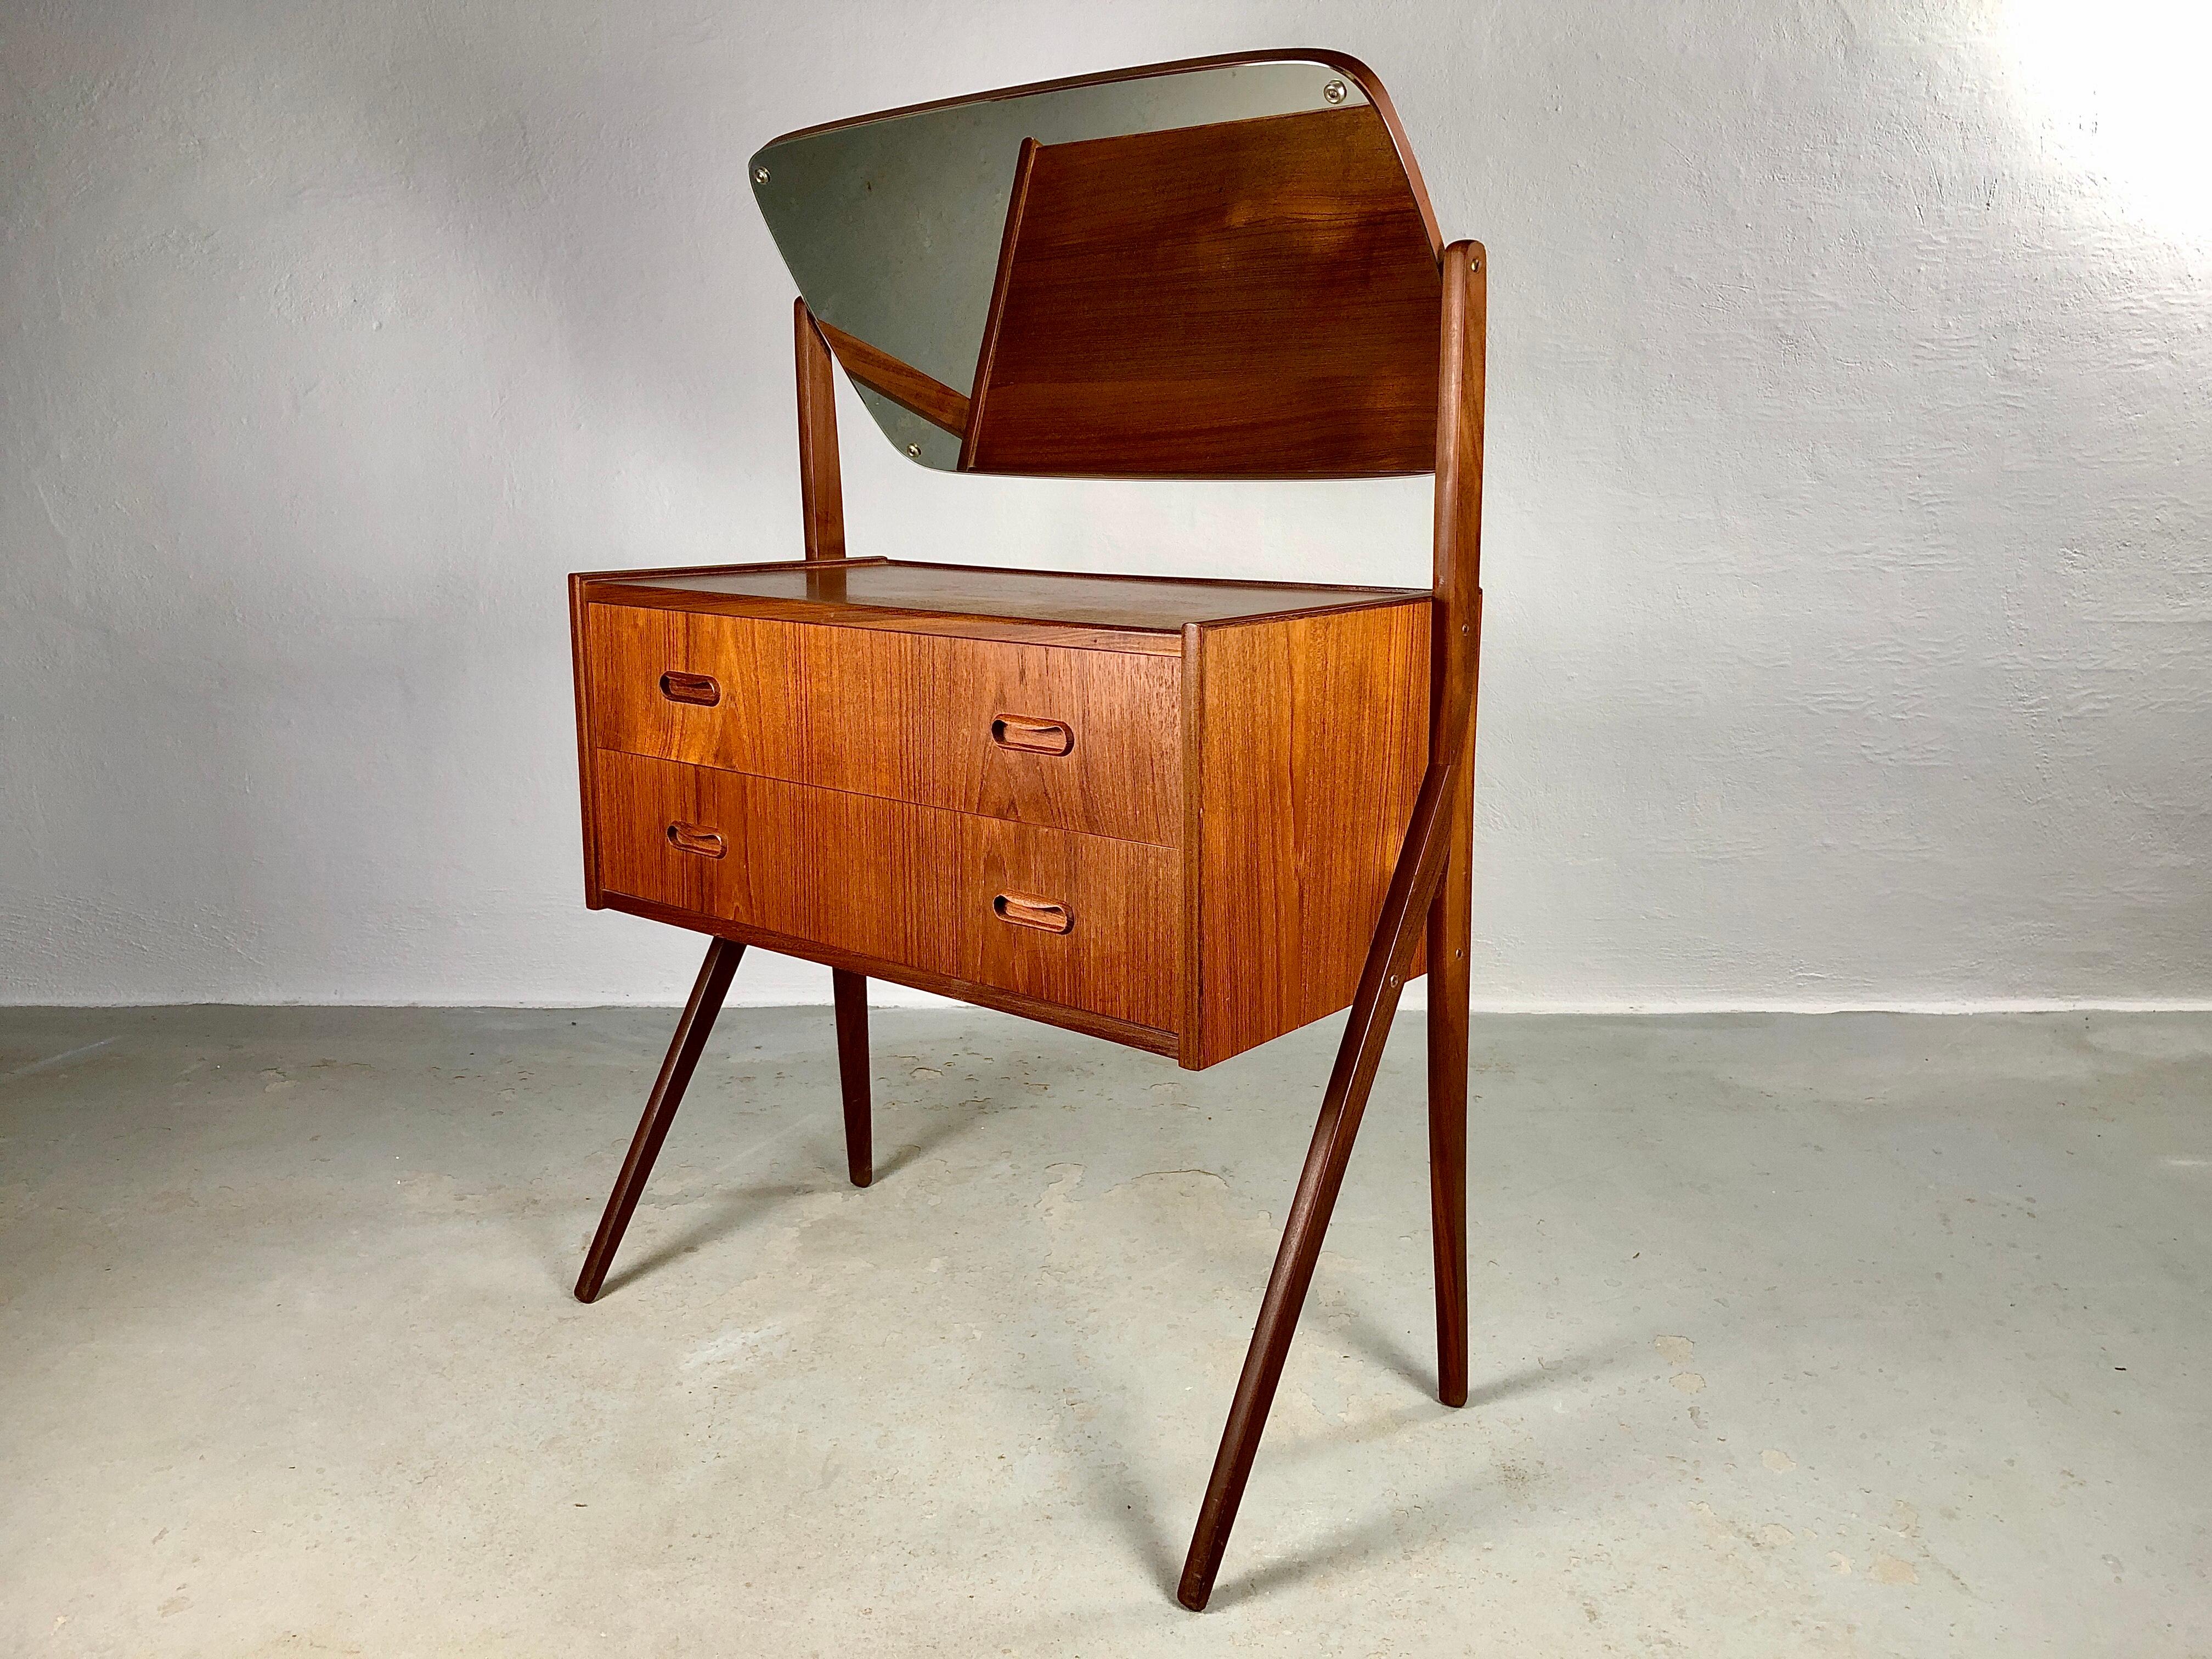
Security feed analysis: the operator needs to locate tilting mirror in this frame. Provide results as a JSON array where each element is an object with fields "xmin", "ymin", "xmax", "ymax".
[{"xmin": 749, "ymin": 53, "xmax": 1443, "ymax": 477}]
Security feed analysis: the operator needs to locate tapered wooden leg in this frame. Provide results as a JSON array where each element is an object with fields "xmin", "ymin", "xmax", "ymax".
[
  {"xmin": 574, "ymin": 938, "xmax": 744, "ymax": 1304},
  {"xmin": 832, "ymin": 969, "xmax": 872, "ymax": 1187},
  {"xmin": 1426, "ymin": 728, "xmax": 1475, "ymax": 1409},
  {"xmin": 1179, "ymin": 761, "xmax": 1462, "ymax": 1612}
]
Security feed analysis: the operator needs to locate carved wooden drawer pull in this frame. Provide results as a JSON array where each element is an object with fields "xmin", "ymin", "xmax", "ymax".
[
  {"xmin": 665, "ymin": 821, "xmax": 727, "ymax": 858},
  {"xmin": 659, "ymin": 670, "xmax": 721, "ymax": 707},
  {"xmin": 993, "ymin": 892, "xmax": 1072, "ymax": 934},
  {"xmin": 990, "ymin": 713, "xmax": 1074, "ymax": 756}
]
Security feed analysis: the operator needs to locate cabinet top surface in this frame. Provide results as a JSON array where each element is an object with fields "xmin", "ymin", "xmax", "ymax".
[{"xmin": 584, "ymin": 558, "xmax": 1428, "ymax": 634}]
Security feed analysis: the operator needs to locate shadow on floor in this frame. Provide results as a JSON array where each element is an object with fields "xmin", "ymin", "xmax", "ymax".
[
  {"xmin": 564, "ymin": 1088, "xmax": 1015, "ymax": 1297},
  {"xmin": 1138, "ymin": 1338, "xmax": 1640, "ymax": 1608},
  {"xmin": 594, "ymin": 1182, "xmax": 819, "ymax": 1298},
  {"xmin": 871, "ymin": 1095, "xmax": 1007, "ymax": 1181}
]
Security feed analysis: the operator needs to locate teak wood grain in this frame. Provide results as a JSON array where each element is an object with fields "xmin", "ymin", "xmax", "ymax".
[
  {"xmin": 602, "ymin": 889, "xmax": 1181, "ymax": 1058},
  {"xmin": 961, "ymin": 106, "xmax": 1441, "ymax": 478},
  {"xmin": 585, "ymin": 602, "xmax": 1183, "ymax": 847},
  {"xmin": 569, "ymin": 573, "xmax": 606, "ymax": 909},
  {"xmin": 1187, "ymin": 603, "xmax": 1431, "ymax": 1068},
  {"xmin": 815, "ymin": 318, "xmax": 971, "ymax": 438},
  {"xmin": 577, "ymin": 579, "xmax": 1430, "ymax": 1065},
  {"xmin": 794, "ymin": 301, "xmax": 845, "ymax": 561},
  {"xmin": 592, "ymin": 748, "xmax": 1181, "ymax": 1033}
]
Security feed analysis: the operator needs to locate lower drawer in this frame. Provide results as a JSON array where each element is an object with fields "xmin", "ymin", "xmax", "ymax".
[{"xmin": 592, "ymin": 750, "xmax": 1181, "ymax": 1034}]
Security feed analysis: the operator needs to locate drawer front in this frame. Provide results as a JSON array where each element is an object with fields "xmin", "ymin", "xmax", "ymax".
[
  {"xmin": 586, "ymin": 603, "xmax": 1181, "ymax": 846},
  {"xmin": 593, "ymin": 750, "xmax": 1180, "ymax": 1034},
  {"xmin": 939, "ymin": 809, "xmax": 1177, "ymax": 1032},
  {"xmin": 586, "ymin": 603, "xmax": 807, "ymax": 782}
]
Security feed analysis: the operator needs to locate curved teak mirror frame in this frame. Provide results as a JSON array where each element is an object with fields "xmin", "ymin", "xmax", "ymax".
[{"xmin": 758, "ymin": 47, "xmax": 1444, "ymax": 256}]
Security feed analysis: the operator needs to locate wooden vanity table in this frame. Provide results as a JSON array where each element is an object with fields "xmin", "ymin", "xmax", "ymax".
[{"xmin": 564, "ymin": 49, "xmax": 1485, "ymax": 1611}]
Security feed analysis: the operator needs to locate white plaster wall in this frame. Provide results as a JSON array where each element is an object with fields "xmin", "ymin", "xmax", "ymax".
[{"xmin": 3, "ymin": 1, "xmax": 2207, "ymax": 1009}]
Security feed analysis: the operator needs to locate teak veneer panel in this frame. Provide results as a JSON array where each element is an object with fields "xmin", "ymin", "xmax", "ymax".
[
  {"xmin": 594, "ymin": 749, "xmax": 1180, "ymax": 1034},
  {"xmin": 920, "ymin": 629, "xmax": 1179, "ymax": 847},
  {"xmin": 962, "ymin": 106, "xmax": 1442, "ymax": 479},
  {"xmin": 586, "ymin": 602, "xmax": 1181, "ymax": 847},
  {"xmin": 588, "ymin": 602, "xmax": 808, "ymax": 781},
  {"xmin": 1188, "ymin": 602, "xmax": 1430, "ymax": 1068}
]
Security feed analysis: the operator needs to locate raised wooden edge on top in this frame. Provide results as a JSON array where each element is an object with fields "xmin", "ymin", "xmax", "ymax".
[
  {"xmin": 572, "ymin": 557, "xmax": 1432, "ymax": 656},
  {"xmin": 574, "ymin": 555, "xmax": 1428, "ymax": 610},
  {"xmin": 753, "ymin": 48, "xmax": 1443, "ymax": 262}
]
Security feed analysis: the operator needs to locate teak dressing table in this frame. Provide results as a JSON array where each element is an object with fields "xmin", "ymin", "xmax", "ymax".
[{"xmin": 564, "ymin": 50, "xmax": 1484, "ymax": 1611}]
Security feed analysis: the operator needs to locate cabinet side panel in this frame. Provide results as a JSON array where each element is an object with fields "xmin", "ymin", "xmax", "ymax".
[
  {"xmin": 1178, "ymin": 623, "xmax": 1205, "ymax": 1066},
  {"xmin": 571, "ymin": 577, "xmax": 604, "ymax": 907},
  {"xmin": 1195, "ymin": 601, "xmax": 1430, "ymax": 1066},
  {"xmin": 1291, "ymin": 603, "xmax": 1431, "ymax": 1011},
  {"xmin": 1194, "ymin": 623, "xmax": 1300, "ymax": 1064}
]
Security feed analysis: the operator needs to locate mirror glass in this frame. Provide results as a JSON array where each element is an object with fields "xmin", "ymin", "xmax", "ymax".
[{"xmin": 749, "ymin": 57, "xmax": 1426, "ymax": 472}]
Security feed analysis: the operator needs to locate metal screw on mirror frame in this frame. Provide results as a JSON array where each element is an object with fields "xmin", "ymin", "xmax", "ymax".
[
  {"xmin": 906, "ymin": 443, "xmax": 922, "ymax": 458},
  {"xmin": 753, "ymin": 167, "xmax": 769, "ymax": 184},
  {"xmin": 1322, "ymin": 79, "xmax": 1348, "ymax": 104}
]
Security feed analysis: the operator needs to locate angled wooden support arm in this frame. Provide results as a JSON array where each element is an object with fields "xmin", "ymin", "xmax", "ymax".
[
  {"xmin": 1178, "ymin": 241, "xmax": 1486, "ymax": 1612},
  {"xmin": 795, "ymin": 297, "xmax": 847, "ymax": 562}
]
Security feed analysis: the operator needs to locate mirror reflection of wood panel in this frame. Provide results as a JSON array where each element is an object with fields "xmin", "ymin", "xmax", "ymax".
[
  {"xmin": 960, "ymin": 107, "xmax": 1441, "ymax": 478},
  {"xmin": 814, "ymin": 320, "xmax": 971, "ymax": 438}
]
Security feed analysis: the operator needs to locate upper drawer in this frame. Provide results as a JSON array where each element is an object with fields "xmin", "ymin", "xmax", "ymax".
[{"xmin": 585, "ymin": 603, "xmax": 1181, "ymax": 847}]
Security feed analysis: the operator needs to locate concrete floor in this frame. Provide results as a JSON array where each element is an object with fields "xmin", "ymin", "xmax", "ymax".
[{"xmin": 1, "ymin": 1006, "xmax": 2206, "ymax": 1656}]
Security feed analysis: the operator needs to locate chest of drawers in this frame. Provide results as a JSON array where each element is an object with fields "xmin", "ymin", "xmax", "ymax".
[{"xmin": 571, "ymin": 557, "xmax": 1431, "ymax": 1069}]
